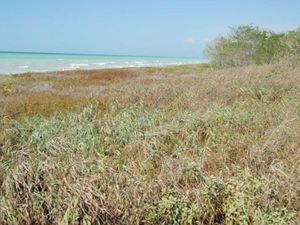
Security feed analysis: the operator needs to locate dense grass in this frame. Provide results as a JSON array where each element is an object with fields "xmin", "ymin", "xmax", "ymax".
[{"xmin": 0, "ymin": 63, "xmax": 299, "ymax": 224}]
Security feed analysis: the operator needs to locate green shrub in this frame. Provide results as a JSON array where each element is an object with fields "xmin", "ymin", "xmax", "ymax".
[
  {"xmin": 205, "ymin": 25, "xmax": 300, "ymax": 68},
  {"xmin": 2, "ymin": 82, "xmax": 12, "ymax": 95},
  {"xmin": 144, "ymin": 190, "xmax": 196, "ymax": 225}
]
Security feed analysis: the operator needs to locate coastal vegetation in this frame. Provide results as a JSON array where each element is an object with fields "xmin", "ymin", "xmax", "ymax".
[
  {"xmin": 205, "ymin": 25, "xmax": 300, "ymax": 67},
  {"xmin": 0, "ymin": 27, "xmax": 300, "ymax": 224}
]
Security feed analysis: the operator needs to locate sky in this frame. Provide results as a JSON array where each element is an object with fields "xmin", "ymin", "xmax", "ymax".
[{"xmin": 0, "ymin": 0, "xmax": 300, "ymax": 58}]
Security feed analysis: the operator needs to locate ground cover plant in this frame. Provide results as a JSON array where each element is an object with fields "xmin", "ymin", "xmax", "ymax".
[{"xmin": 0, "ymin": 61, "xmax": 299, "ymax": 224}]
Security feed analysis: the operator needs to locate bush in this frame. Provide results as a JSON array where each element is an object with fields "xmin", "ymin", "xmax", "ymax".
[
  {"xmin": 283, "ymin": 28, "xmax": 300, "ymax": 63},
  {"xmin": 205, "ymin": 25, "xmax": 300, "ymax": 68}
]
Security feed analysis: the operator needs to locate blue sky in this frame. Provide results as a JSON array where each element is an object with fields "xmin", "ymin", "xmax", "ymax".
[{"xmin": 0, "ymin": 0, "xmax": 299, "ymax": 57}]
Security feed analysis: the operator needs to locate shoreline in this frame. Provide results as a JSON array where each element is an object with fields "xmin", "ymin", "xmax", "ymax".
[
  {"xmin": 0, "ymin": 51, "xmax": 206, "ymax": 76},
  {"xmin": 0, "ymin": 62, "xmax": 208, "ymax": 76}
]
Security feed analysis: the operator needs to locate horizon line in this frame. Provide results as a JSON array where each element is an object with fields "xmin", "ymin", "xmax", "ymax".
[{"xmin": 0, "ymin": 50, "xmax": 203, "ymax": 59}]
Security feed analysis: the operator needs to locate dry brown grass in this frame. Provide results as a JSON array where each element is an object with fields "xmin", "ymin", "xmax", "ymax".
[{"xmin": 0, "ymin": 63, "xmax": 299, "ymax": 224}]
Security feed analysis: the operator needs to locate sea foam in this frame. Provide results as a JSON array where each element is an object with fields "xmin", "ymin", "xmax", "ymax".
[
  {"xmin": 69, "ymin": 63, "xmax": 89, "ymax": 68},
  {"xmin": 18, "ymin": 65, "xmax": 29, "ymax": 69},
  {"xmin": 94, "ymin": 62, "xmax": 107, "ymax": 66}
]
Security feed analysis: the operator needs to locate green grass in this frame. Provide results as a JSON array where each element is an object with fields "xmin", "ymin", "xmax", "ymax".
[{"xmin": 0, "ymin": 63, "xmax": 299, "ymax": 224}]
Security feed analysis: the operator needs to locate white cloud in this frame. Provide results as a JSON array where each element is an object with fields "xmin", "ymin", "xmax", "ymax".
[
  {"xmin": 203, "ymin": 37, "xmax": 213, "ymax": 43},
  {"xmin": 184, "ymin": 36, "xmax": 214, "ymax": 48},
  {"xmin": 184, "ymin": 36, "xmax": 196, "ymax": 44}
]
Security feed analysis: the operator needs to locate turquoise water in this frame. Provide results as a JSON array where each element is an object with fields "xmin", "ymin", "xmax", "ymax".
[{"xmin": 0, "ymin": 52, "xmax": 204, "ymax": 74}]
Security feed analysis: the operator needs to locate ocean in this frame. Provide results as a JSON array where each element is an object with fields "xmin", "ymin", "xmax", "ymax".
[{"xmin": 0, "ymin": 52, "xmax": 204, "ymax": 75}]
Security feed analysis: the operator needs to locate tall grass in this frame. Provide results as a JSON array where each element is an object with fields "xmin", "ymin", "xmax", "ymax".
[{"xmin": 0, "ymin": 63, "xmax": 299, "ymax": 224}]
